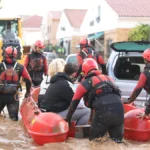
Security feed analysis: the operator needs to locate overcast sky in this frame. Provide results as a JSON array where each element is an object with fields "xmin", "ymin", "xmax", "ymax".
[{"xmin": 3, "ymin": 0, "xmax": 98, "ymax": 15}]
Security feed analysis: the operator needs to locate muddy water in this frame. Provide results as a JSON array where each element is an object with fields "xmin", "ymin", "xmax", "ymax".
[{"xmin": 0, "ymin": 91, "xmax": 150, "ymax": 150}]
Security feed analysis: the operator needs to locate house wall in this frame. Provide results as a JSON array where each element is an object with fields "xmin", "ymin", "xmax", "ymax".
[
  {"xmin": 56, "ymin": 12, "xmax": 73, "ymax": 39},
  {"xmin": 42, "ymin": 13, "xmax": 60, "ymax": 45},
  {"xmin": 50, "ymin": 20, "xmax": 60, "ymax": 45},
  {"xmin": 80, "ymin": 0, "xmax": 118, "ymax": 35},
  {"xmin": 117, "ymin": 17, "xmax": 150, "ymax": 28},
  {"xmin": 104, "ymin": 28, "xmax": 131, "ymax": 61},
  {"xmin": 23, "ymin": 28, "xmax": 43, "ymax": 45}
]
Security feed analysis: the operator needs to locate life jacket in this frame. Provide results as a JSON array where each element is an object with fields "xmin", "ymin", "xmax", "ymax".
[
  {"xmin": 28, "ymin": 54, "xmax": 44, "ymax": 72},
  {"xmin": 79, "ymin": 48, "xmax": 100, "ymax": 64},
  {"xmin": 0, "ymin": 62, "xmax": 20, "ymax": 94},
  {"xmin": 79, "ymin": 47, "xmax": 94, "ymax": 59},
  {"xmin": 84, "ymin": 75, "xmax": 121, "ymax": 108}
]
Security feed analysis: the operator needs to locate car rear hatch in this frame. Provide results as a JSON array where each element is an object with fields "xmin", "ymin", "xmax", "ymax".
[{"xmin": 109, "ymin": 41, "xmax": 150, "ymax": 107}]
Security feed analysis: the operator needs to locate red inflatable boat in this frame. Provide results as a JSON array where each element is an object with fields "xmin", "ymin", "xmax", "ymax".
[
  {"xmin": 123, "ymin": 103, "xmax": 136, "ymax": 113},
  {"xmin": 124, "ymin": 108, "xmax": 150, "ymax": 141},
  {"xmin": 20, "ymin": 96, "xmax": 69, "ymax": 145}
]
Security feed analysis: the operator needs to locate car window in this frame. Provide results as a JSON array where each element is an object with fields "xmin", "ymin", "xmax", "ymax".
[
  {"xmin": 67, "ymin": 55, "xmax": 78, "ymax": 64},
  {"xmin": 43, "ymin": 53, "xmax": 47, "ymax": 57},
  {"xmin": 114, "ymin": 56, "xmax": 145, "ymax": 80},
  {"xmin": 48, "ymin": 54, "xmax": 55, "ymax": 59}
]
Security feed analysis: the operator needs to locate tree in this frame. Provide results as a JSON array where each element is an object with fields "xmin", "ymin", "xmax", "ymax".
[{"xmin": 128, "ymin": 24, "xmax": 150, "ymax": 41}]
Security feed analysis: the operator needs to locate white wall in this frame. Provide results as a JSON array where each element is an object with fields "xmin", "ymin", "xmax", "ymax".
[
  {"xmin": 117, "ymin": 18, "xmax": 150, "ymax": 28},
  {"xmin": 80, "ymin": 0, "xmax": 118, "ymax": 35},
  {"xmin": 23, "ymin": 29, "xmax": 43, "ymax": 45},
  {"xmin": 56, "ymin": 12, "xmax": 81, "ymax": 39},
  {"xmin": 56, "ymin": 12, "xmax": 73, "ymax": 39}
]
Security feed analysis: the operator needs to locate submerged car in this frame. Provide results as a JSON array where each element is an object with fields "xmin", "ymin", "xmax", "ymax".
[{"xmin": 107, "ymin": 41, "xmax": 150, "ymax": 107}]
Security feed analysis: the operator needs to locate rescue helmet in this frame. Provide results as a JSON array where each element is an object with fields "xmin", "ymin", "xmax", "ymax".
[
  {"xmin": 143, "ymin": 49, "xmax": 150, "ymax": 62},
  {"xmin": 79, "ymin": 38, "xmax": 89, "ymax": 48},
  {"xmin": 82, "ymin": 58, "xmax": 98, "ymax": 76},
  {"xmin": 5, "ymin": 46, "xmax": 17, "ymax": 58},
  {"xmin": 34, "ymin": 40, "xmax": 44, "ymax": 49}
]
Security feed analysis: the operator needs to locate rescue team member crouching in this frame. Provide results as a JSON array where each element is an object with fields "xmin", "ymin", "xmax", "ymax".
[
  {"xmin": 123, "ymin": 49, "xmax": 150, "ymax": 119},
  {"xmin": 75, "ymin": 38, "xmax": 107, "ymax": 82},
  {"xmin": 0, "ymin": 46, "xmax": 31, "ymax": 121},
  {"xmin": 24, "ymin": 40, "xmax": 48, "ymax": 87},
  {"xmin": 66, "ymin": 58, "xmax": 124, "ymax": 143}
]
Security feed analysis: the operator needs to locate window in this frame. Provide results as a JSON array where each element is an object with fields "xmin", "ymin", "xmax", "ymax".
[
  {"xmin": 96, "ymin": 6, "xmax": 101, "ymax": 23},
  {"xmin": 114, "ymin": 57, "xmax": 145, "ymax": 80},
  {"xmin": 67, "ymin": 55, "xmax": 78, "ymax": 64},
  {"xmin": 90, "ymin": 20, "xmax": 94, "ymax": 26},
  {"xmin": 0, "ymin": 20, "xmax": 18, "ymax": 37},
  {"xmin": 98, "ymin": 6, "xmax": 100, "ymax": 16},
  {"xmin": 47, "ymin": 25, "xmax": 51, "ymax": 33},
  {"xmin": 61, "ymin": 27, "xmax": 65, "ymax": 31}
]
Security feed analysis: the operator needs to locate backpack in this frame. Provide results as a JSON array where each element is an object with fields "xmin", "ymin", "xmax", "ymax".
[{"xmin": 0, "ymin": 62, "xmax": 19, "ymax": 94}]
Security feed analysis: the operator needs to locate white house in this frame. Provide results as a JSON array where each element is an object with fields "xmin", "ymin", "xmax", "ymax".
[
  {"xmin": 56, "ymin": 9, "xmax": 87, "ymax": 55},
  {"xmin": 80, "ymin": 0, "xmax": 150, "ymax": 60}
]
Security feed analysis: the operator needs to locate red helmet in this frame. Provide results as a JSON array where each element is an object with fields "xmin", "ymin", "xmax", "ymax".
[
  {"xmin": 5, "ymin": 46, "xmax": 17, "ymax": 58},
  {"xmin": 82, "ymin": 58, "xmax": 98, "ymax": 76},
  {"xmin": 79, "ymin": 38, "xmax": 89, "ymax": 48},
  {"xmin": 143, "ymin": 49, "xmax": 150, "ymax": 62},
  {"xmin": 34, "ymin": 40, "xmax": 44, "ymax": 49}
]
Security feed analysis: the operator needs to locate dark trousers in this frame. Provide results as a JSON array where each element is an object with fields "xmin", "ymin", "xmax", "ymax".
[
  {"xmin": 0, "ymin": 94, "xmax": 19, "ymax": 121},
  {"xmin": 29, "ymin": 71, "xmax": 43, "ymax": 87},
  {"xmin": 38, "ymin": 94, "xmax": 44, "ymax": 108},
  {"xmin": 90, "ymin": 94, "xmax": 124, "ymax": 143}
]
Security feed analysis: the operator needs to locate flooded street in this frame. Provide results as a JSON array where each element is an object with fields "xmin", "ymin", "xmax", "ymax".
[
  {"xmin": 0, "ymin": 91, "xmax": 150, "ymax": 150},
  {"xmin": 0, "ymin": 115, "xmax": 150, "ymax": 150}
]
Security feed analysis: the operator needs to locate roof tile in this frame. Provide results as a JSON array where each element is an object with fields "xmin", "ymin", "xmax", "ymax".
[
  {"xmin": 106, "ymin": 0, "xmax": 150, "ymax": 17},
  {"xmin": 64, "ymin": 9, "xmax": 87, "ymax": 28},
  {"xmin": 49, "ymin": 11, "xmax": 62, "ymax": 19},
  {"xmin": 22, "ymin": 15, "xmax": 43, "ymax": 28}
]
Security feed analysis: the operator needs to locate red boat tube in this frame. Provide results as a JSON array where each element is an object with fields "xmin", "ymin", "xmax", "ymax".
[
  {"xmin": 124, "ymin": 108, "xmax": 150, "ymax": 142},
  {"xmin": 123, "ymin": 103, "xmax": 136, "ymax": 113},
  {"xmin": 31, "ymin": 87, "xmax": 40, "ymax": 103},
  {"xmin": 20, "ymin": 97, "xmax": 69, "ymax": 145}
]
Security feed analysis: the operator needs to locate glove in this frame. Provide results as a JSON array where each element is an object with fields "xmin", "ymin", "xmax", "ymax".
[
  {"xmin": 25, "ymin": 92, "xmax": 30, "ymax": 98},
  {"xmin": 122, "ymin": 98, "xmax": 131, "ymax": 104}
]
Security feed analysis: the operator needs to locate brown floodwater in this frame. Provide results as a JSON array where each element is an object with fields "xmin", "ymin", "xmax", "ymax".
[{"xmin": 0, "ymin": 91, "xmax": 150, "ymax": 150}]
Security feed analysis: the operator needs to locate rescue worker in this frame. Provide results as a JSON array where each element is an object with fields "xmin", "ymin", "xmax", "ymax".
[
  {"xmin": 57, "ymin": 45, "xmax": 65, "ymax": 55},
  {"xmin": 0, "ymin": 46, "xmax": 31, "ymax": 121},
  {"xmin": 24, "ymin": 40, "xmax": 48, "ymax": 86},
  {"xmin": 123, "ymin": 48, "xmax": 150, "ymax": 119},
  {"xmin": 75, "ymin": 38, "xmax": 107, "ymax": 82},
  {"xmin": 66, "ymin": 58, "xmax": 124, "ymax": 142}
]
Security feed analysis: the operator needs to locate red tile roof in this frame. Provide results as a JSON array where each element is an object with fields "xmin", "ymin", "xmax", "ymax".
[
  {"xmin": 106, "ymin": 0, "xmax": 150, "ymax": 17},
  {"xmin": 49, "ymin": 11, "xmax": 62, "ymax": 19},
  {"xmin": 64, "ymin": 9, "xmax": 87, "ymax": 28},
  {"xmin": 22, "ymin": 15, "xmax": 43, "ymax": 28}
]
